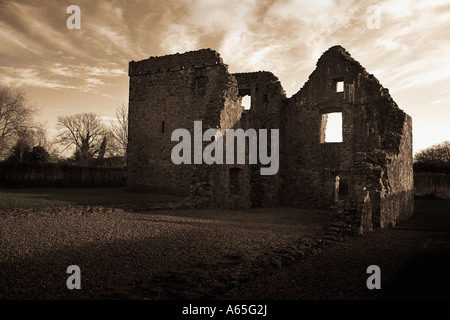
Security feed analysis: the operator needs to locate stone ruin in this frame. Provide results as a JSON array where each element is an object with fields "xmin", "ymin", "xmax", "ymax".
[{"xmin": 127, "ymin": 45, "xmax": 414, "ymax": 234}]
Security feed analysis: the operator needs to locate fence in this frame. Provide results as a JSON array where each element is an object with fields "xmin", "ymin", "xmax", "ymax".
[{"xmin": 0, "ymin": 162, "xmax": 127, "ymax": 188}]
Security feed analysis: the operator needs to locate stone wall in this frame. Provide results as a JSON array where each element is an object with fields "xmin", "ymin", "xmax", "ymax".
[
  {"xmin": 379, "ymin": 115, "xmax": 414, "ymax": 227},
  {"xmin": 414, "ymin": 172, "xmax": 450, "ymax": 199},
  {"xmin": 232, "ymin": 72, "xmax": 286, "ymax": 207},
  {"xmin": 281, "ymin": 46, "xmax": 363, "ymax": 209},
  {"xmin": 127, "ymin": 46, "xmax": 414, "ymax": 233},
  {"xmin": 279, "ymin": 46, "xmax": 414, "ymax": 232},
  {"xmin": 128, "ymin": 49, "xmax": 230, "ymax": 195},
  {"xmin": 127, "ymin": 49, "xmax": 251, "ymax": 209},
  {"xmin": 0, "ymin": 162, "xmax": 126, "ymax": 188}
]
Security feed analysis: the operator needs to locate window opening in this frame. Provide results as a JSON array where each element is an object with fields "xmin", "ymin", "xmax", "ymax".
[
  {"xmin": 241, "ymin": 95, "xmax": 251, "ymax": 110},
  {"xmin": 321, "ymin": 112, "xmax": 343, "ymax": 143},
  {"xmin": 334, "ymin": 78, "xmax": 344, "ymax": 92}
]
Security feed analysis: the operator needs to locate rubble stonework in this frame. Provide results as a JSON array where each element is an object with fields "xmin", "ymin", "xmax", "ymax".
[{"xmin": 127, "ymin": 45, "xmax": 414, "ymax": 233}]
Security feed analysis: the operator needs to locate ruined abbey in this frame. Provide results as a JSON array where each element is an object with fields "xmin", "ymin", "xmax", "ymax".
[{"xmin": 127, "ymin": 45, "xmax": 414, "ymax": 234}]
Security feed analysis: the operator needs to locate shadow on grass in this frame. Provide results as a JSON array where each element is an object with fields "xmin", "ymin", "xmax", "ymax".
[
  {"xmin": 381, "ymin": 251, "xmax": 450, "ymax": 300},
  {"xmin": 0, "ymin": 235, "xmax": 205, "ymax": 300},
  {"xmin": 382, "ymin": 199, "xmax": 450, "ymax": 299}
]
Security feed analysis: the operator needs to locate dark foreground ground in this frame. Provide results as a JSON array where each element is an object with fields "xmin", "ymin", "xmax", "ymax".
[
  {"xmin": 0, "ymin": 205, "xmax": 334, "ymax": 300},
  {"xmin": 224, "ymin": 199, "xmax": 450, "ymax": 300},
  {"xmin": 0, "ymin": 200, "xmax": 449, "ymax": 300}
]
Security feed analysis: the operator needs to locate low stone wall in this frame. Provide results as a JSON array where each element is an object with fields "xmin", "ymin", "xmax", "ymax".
[
  {"xmin": 414, "ymin": 172, "xmax": 450, "ymax": 199},
  {"xmin": 0, "ymin": 162, "xmax": 127, "ymax": 188}
]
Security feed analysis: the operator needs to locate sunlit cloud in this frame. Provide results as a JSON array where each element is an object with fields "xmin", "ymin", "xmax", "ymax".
[
  {"xmin": 0, "ymin": 24, "xmax": 36, "ymax": 53},
  {"xmin": 0, "ymin": 0, "xmax": 448, "ymax": 153},
  {"xmin": 375, "ymin": 39, "xmax": 408, "ymax": 52},
  {"xmin": 101, "ymin": 93, "xmax": 116, "ymax": 99},
  {"xmin": 100, "ymin": 115, "xmax": 117, "ymax": 123},
  {"xmin": 4, "ymin": 2, "xmax": 87, "ymax": 58},
  {"xmin": 86, "ymin": 78, "xmax": 104, "ymax": 87},
  {"xmin": 431, "ymin": 99, "xmax": 450, "ymax": 105},
  {"xmin": 1, "ymin": 67, "xmax": 77, "ymax": 90},
  {"xmin": 89, "ymin": 24, "xmax": 133, "ymax": 56},
  {"xmin": 159, "ymin": 24, "xmax": 200, "ymax": 54},
  {"xmin": 48, "ymin": 64, "xmax": 77, "ymax": 77},
  {"xmin": 47, "ymin": 63, "xmax": 126, "ymax": 79},
  {"xmin": 85, "ymin": 66, "xmax": 127, "ymax": 77}
]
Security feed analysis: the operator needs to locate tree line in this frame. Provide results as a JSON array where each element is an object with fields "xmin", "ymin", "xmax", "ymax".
[
  {"xmin": 414, "ymin": 141, "xmax": 450, "ymax": 174},
  {"xmin": 0, "ymin": 84, "xmax": 127, "ymax": 166},
  {"xmin": 2, "ymin": 83, "xmax": 449, "ymax": 172}
]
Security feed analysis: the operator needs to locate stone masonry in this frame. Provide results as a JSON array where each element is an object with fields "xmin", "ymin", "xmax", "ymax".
[{"xmin": 127, "ymin": 46, "xmax": 414, "ymax": 233}]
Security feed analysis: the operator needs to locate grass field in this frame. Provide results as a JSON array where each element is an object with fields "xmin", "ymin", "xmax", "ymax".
[
  {"xmin": 0, "ymin": 188, "xmax": 185, "ymax": 209},
  {"xmin": 414, "ymin": 198, "xmax": 450, "ymax": 214}
]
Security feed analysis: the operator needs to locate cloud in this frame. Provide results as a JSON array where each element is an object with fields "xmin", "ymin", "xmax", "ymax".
[
  {"xmin": 431, "ymin": 99, "xmax": 450, "ymax": 105},
  {"xmin": 389, "ymin": 56, "xmax": 450, "ymax": 92},
  {"xmin": 89, "ymin": 24, "xmax": 134, "ymax": 56},
  {"xmin": 0, "ymin": 23, "xmax": 39, "ymax": 55},
  {"xmin": 86, "ymin": 78, "xmax": 105, "ymax": 87},
  {"xmin": 1, "ymin": 0, "xmax": 449, "ymax": 153},
  {"xmin": 84, "ymin": 66, "xmax": 127, "ymax": 77},
  {"xmin": 1, "ymin": 67, "xmax": 77, "ymax": 90},
  {"xmin": 48, "ymin": 64, "xmax": 77, "ymax": 77},
  {"xmin": 1, "ymin": 60, "xmax": 127, "ymax": 94},
  {"xmin": 47, "ymin": 63, "xmax": 126, "ymax": 79},
  {"xmin": 93, "ymin": 24, "xmax": 127, "ymax": 44},
  {"xmin": 100, "ymin": 115, "xmax": 117, "ymax": 123},
  {"xmin": 184, "ymin": 0, "xmax": 258, "ymax": 32},
  {"xmin": 4, "ymin": 2, "xmax": 88, "ymax": 59},
  {"xmin": 159, "ymin": 24, "xmax": 200, "ymax": 54},
  {"xmin": 375, "ymin": 39, "xmax": 408, "ymax": 52}
]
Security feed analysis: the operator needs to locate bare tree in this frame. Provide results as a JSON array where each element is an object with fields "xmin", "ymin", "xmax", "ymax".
[
  {"xmin": 414, "ymin": 141, "xmax": 450, "ymax": 173},
  {"xmin": 56, "ymin": 112, "xmax": 107, "ymax": 161},
  {"xmin": 104, "ymin": 129, "xmax": 121, "ymax": 158},
  {"xmin": 0, "ymin": 84, "xmax": 36, "ymax": 160},
  {"xmin": 7, "ymin": 126, "xmax": 52, "ymax": 163},
  {"xmin": 9, "ymin": 129, "xmax": 35, "ymax": 162},
  {"xmin": 110, "ymin": 103, "xmax": 128, "ymax": 158},
  {"xmin": 415, "ymin": 141, "xmax": 450, "ymax": 165}
]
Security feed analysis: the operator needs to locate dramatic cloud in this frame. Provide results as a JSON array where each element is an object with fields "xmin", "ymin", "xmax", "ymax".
[
  {"xmin": 1, "ymin": 67, "xmax": 77, "ymax": 90},
  {"xmin": 0, "ymin": 0, "xmax": 449, "ymax": 153}
]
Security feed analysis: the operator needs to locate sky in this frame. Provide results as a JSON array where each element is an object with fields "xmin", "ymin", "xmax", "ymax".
[{"xmin": 0, "ymin": 0, "xmax": 449, "ymax": 155}]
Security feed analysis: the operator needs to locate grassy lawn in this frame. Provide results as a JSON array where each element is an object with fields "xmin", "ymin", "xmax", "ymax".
[
  {"xmin": 414, "ymin": 199, "xmax": 450, "ymax": 215},
  {"xmin": 0, "ymin": 188, "xmax": 185, "ymax": 209},
  {"xmin": 410, "ymin": 199, "xmax": 450, "ymax": 232}
]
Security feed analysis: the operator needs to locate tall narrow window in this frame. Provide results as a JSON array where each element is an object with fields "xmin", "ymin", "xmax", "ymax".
[
  {"xmin": 241, "ymin": 95, "xmax": 251, "ymax": 110},
  {"xmin": 339, "ymin": 176, "xmax": 349, "ymax": 196},
  {"xmin": 162, "ymin": 121, "xmax": 165, "ymax": 133},
  {"xmin": 321, "ymin": 112, "xmax": 343, "ymax": 143}
]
